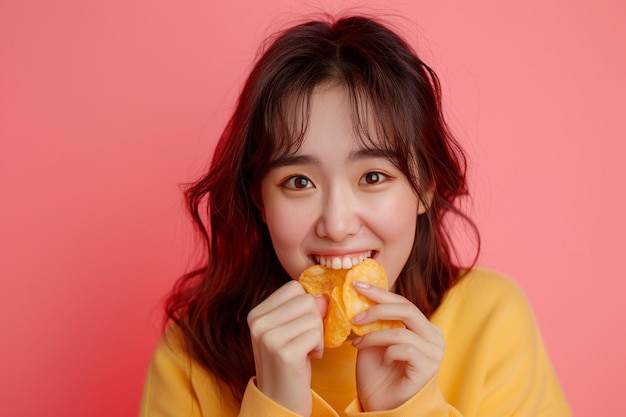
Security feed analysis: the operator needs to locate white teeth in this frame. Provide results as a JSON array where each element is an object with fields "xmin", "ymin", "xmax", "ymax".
[
  {"xmin": 315, "ymin": 251, "xmax": 372, "ymax": 269},
  {"xmin": 331, "ymin": 258, "xmax": 342, "ymax": 269}
]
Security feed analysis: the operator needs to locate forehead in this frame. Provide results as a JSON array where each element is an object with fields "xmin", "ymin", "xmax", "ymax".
[
  {"xmin": 301, "ymin": 85, "xmax": 359, "ymax": 147},
  {"xmin": 269, "ymin": 83, "xmax": 390, "ymax": 161}
]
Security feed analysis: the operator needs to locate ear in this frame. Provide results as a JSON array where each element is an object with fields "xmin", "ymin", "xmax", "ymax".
[{"xmin": 417, "ymin": 184, "xmax": 435, "ymax": 215}]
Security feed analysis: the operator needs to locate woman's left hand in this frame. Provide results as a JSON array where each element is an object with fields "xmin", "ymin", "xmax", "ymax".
[{"xmin": 350, "ymin": 281, "xmax": 445, "ymax": 412}]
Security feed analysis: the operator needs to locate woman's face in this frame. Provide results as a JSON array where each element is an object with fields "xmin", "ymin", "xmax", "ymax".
[{"xmin": 260, "ymin": 85, "xmax": 425, "ymax": 289}]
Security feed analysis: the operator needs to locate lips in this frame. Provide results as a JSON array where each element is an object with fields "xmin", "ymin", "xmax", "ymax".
[{"xmin": 314, "ymin": 250, "xmax": 373, "ymax": 269}]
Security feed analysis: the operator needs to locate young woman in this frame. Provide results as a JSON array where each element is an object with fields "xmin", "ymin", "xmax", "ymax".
[{"xmin": 139, "ymin": 15, "xmax": 570, "ymax": 417}]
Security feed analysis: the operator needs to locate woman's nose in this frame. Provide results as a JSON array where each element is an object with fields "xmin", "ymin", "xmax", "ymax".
[{"xmin": 314, "ymin": 186, "xmax": 361, "ymax": 242}]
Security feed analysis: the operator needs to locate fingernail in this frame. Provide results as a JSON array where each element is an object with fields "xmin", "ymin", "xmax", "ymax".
[
  {"xmin": 352, "ymin": 311, "xmax": 366, "ymax": 323},
  {"xmin": 352, "ymin": 336, "xmax": 362, "ymax": 346},
  {"xmin": 353, "ymin": 280, "xmax": 371, "ymax": 289}
]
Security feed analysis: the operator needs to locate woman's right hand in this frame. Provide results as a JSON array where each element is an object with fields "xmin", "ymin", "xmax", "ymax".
[{"xmin": 247, "ymin": 280, "xmax": 328, "ymax": 416}]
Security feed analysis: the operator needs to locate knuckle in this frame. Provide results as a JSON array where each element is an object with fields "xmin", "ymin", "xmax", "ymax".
[
  {"xmin": 275, "ymin": 347, "xmax": 299, "ymax": 367},
  {"xmin": 405, "ymin": 343, "xmax": 420, "ymax": 357},
  {"xmin": 433, "ymin": 344, "xmax": 445, "ymax": 363},
  {"xmin": 248, "ymin": 324, "xmax": 259, "ymax": 340},
  {"xmin": 258, "ymin": 330, "xmax": 278, "ymax": 350},
  {"xmin": 311, "ymin": 323, "xmax": 324, "ymax": 340},
  {"xmin": 246, "ymin": 309, "xmax": 258, "ymax": 326}
]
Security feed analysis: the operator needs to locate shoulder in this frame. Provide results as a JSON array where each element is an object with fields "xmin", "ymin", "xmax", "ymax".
[
  {"xmin": 152, "ymin": 324, "xmax": 220, "ymax": 387},
  {"xmin": 433, "ymin": 269, "xmax": 572, "ymax": 415},
  {"xmin": 141, "ymin": 324, "xmax": 238, "ymax": 416},
  {"xmin": 432, "ymin": 268, "xmax": 536, "ymax": 332},
  {"xmin": 151, "ymin": 323, "xmax": 190, "ymax": 369},
  {"xmin": 432, "ymin": 269, "xmax": 539, "ymax": 382},
  {"xmin": 144, "ymin": 324, "xmax": 201, "ymax": 393},
  {"xmin": 447, "ymin": 267, "xmax": 530, "ymax": 311}
]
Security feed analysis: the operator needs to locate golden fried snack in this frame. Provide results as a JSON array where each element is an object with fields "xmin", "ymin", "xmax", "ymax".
[
  {"xmin": 343, "ymin": 259, "xmax": 404, "ymax": 336},
  {"xmin": 298, "ymin": 265, "xmax": 346, "ymax": 296},
  {"xmin": 298, "ymin": 265, "xmax": 351, "ymax": 348},
  {"xmin": 298, "ymin": 258, "xmax": 404, "ymax": 348},
  {"xmin": 325, "ymin": 286, "xmax": 352, "ymax": 348}
]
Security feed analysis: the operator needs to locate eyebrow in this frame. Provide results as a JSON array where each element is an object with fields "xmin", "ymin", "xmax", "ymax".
[
  {"xmin": 269, "ymin": 147, "xmax": 393, "ymax": 169},
  {"xmin": 269, "ymin": 154, "xmax": 320, "ymax": 169}
]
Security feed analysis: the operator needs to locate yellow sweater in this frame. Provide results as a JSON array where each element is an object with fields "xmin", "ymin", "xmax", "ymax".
[{"xmin": 139, "ymin": 269, "xmax": 571, "ymax": 416}]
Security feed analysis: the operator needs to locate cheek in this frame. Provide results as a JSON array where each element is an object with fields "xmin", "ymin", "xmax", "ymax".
[
  {"xmin": 373, "ymin": 192, "xmax": 419, "ymax": 238},
  {"xmin": 385, "ymin": 206, "xmax": 418, "ymax": 266},
  {"xmin": 262, "ymin": 196, "xmax": 317, "ymax": 271},
  {"xmin": 370, "ymin": 191, "xmax": 419, "ymax": 287}
]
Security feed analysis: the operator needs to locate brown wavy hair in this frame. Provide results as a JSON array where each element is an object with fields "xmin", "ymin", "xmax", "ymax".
[{"xmin": 165, "ymin": 14, "xmax": 479, "ymax": 405}]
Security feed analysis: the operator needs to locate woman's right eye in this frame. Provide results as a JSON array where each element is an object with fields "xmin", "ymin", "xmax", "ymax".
[{"xmin": 283, "ymin": 175, "xmax": 313, "ymax": 189}]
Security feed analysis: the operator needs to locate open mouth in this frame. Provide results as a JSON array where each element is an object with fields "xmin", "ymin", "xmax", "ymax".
[{"xmin": 313, "ymin": 250, "xmax": 375, "ymax": 269}]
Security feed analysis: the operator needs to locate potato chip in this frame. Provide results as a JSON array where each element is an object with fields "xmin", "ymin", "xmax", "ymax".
[
  {"xmin": 324, "ymin": 286, "xmax": 352, "ymax": 348},
  {"xmin": 299, "ymin": 265, "xmax": 346, "ymax": 296},
  {"xmin": 298, "ymin": 259, "xmax": 403, "ymax": 348},
  {"xmin": 344, "ymin": 259, "xmax": 404, "ymax": 336}
]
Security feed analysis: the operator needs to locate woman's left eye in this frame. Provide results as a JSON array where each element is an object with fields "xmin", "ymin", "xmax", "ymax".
[{"xmin": 360, "ymin": 171, "xmax": 388, "ymax": 185}]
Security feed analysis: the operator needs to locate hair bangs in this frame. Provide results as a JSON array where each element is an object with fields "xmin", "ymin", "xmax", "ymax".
[
  {"xmin": 344, "ymin": 75, "xmax": 424, "ymax": 193},
  {"xmin": 264, "ymin": 87, "xmax": 312, "ymax": 166}
]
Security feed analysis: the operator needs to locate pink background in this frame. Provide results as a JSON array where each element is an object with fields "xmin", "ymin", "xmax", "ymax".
[{"xmin": 1, "ymin": 0, "xmax": 624, "ymax": 415}]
